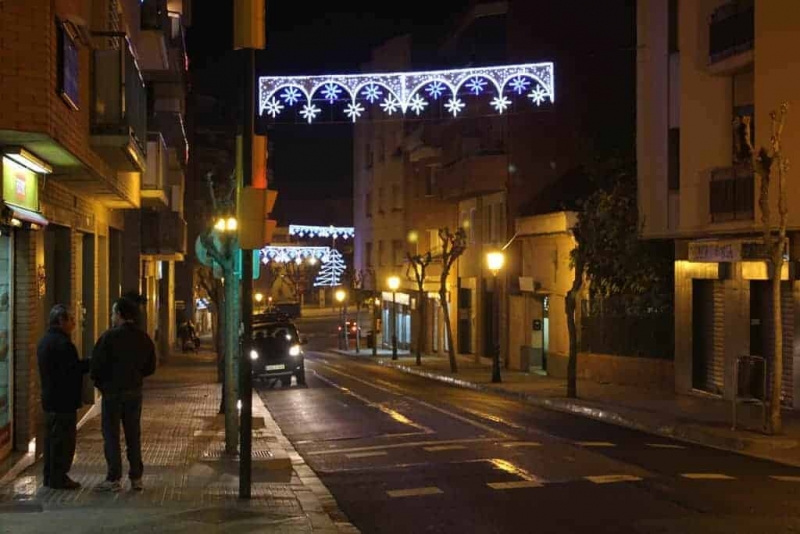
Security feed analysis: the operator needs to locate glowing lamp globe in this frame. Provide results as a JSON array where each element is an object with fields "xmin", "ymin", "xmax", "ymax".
[
  {"xmin": 486, "ymin": 251, "xmax": 505, "ymax": 276},
  {"xmin": 387, "ymin": 276, "xmax": 401, "ymax": 292},
  {"xmin": 335, "ymin": 289, "xmax": 347, "ymax": 303}
]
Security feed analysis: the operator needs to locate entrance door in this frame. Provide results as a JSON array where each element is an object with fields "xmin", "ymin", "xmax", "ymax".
[
  {"xmin": 0, "ymin": 234, "xmax": 13, "ymax": 460},
  {"xmin": 692, "ymin": 280, "xmax": 716, "ymax": 392},
  {"xmin": 458, "ymin": 287, "xmax": 473, "ymax": 354}
]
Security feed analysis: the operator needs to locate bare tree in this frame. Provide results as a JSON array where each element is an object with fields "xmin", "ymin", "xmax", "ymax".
[
  {"xmin": 438, "ymin": 227, "xmax": 467, "ymax": 373},
  {"xmin": 406, "ymin": 251, "xmax": 432, "ymax": 366},
  {"xmin": 742, "ymin": 103, "xmax": 791, "ymax": 434}
]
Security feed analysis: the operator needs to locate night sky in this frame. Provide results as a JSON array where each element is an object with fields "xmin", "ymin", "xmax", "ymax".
[{"xmin": 186, "ymin": 1, "xmax": 471, "ymax": 224}]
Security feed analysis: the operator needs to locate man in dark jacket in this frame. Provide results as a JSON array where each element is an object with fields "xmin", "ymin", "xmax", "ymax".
[
  {"xmin": 91, "ymin": 297, "xmax": 156, "ymax": 492},
  {"xmin": 37, "ymin": 304, "xmax": 90, "ymax": 490}
]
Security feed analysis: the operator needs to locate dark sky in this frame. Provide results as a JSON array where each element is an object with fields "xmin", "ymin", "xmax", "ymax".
[{"xmin": 186, "ymin": 2, "xmax": 470, "ymax": 223}]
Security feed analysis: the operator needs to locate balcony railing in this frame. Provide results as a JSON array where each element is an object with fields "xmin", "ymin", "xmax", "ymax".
[
  {"xmin": 149, "ymin": 111, "xmax": 188, "ymax": 167},
  {"xmin": 709, "ymin": 166, "xmax": 754, "ymax": 222},
  {"xmin": 91, "ymin": 34, "xmax": 147, "ymax": 170},
  {"xmin": 141, "ymin": 209, "xmax": 187, "ymax": 257},
  {"xmin": 709, "ymin": 1, "xmax": 754, "ymax": 64}
]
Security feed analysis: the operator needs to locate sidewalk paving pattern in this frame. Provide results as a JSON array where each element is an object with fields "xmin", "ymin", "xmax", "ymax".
[
  {"xmin": 331, "ymin": 349, "xmax": 800, "ymax": 468},
  {"xmin": 0, "ymin": 350, "xmax": 358, "ymax": 534}
]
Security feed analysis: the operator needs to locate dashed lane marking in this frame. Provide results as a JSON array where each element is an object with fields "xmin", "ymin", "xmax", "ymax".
[
  {"xmin": 488, "ymin": 481, "xmax": 544, "ymax": 490},
  {"xmin": 771, "ymin": 476, "xmax": 800, "ymax": 482},
  {"xmin": 306, "ymin": 437, "xmax": 497, "ymax": 456},
  {"xmin": 585, "ymin": 474, "xmax": 643, "ymax": 484},
  {"xmin": 387, "ymin": 487, "xmax": 443, "ymax": 498},
  {"xmin": 576, "ymin": 441, "xmax": 616, "ymax": 448},
  {"xmin": 501, "ymin": 441, "xmax": 542, "ymax": 448},
  {"xmin": 681, "ymin": 473, "xmax": 735, "ymax": 480},
  {"xmin": 345, "ymin": 451, "xmax": 388, "ymax": 459},
  {"xmin": 423, "ymin": 445, "xmax": 467, "ymax": 452},
  {"xmin": 646, "ymin": 443, "xmax": 686, "ymax": 449}
]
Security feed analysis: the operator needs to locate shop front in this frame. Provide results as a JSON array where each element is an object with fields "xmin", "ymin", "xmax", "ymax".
[
  {"xmin": 0, "ymin": 151, "xmax": 49, "ymax": 461},
  {"xmin": 382, "ymin": 291, "xmax": 411, "ymax": 350}
]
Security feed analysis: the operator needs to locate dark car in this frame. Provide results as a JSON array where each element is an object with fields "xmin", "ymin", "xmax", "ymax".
[{"xmin": 250, "ymin": 321, "xmax": 307, "ymax": 386}]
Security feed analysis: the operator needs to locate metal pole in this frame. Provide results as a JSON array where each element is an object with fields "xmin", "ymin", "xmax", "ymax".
[
  {"xmin": 372, "ymin": 299, "xmax": 378, "ymax": 358},
  {"xmin": 343, "ymin": 299, "xmax": 349, "ymax": 351},
  {"xmin": 238, "ymin": 46, "xmax": 255, "ymax": 500},
  {"xmin": 392, "ymin": 291, "xmax": 398, "ymax": 360},
  {"xmin": 492, "ymin": 274, "xmax": 502, "ymax": 383}
]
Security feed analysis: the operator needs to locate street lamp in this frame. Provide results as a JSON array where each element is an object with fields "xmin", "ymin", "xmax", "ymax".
[
  {"xmin": 486, "ymin": 251, "xmax": 505, "ymax": 383},
  {"xmin": 335, "ymin": 288, "xmax": 347, "ymax": 350},
  {"xmin": 387, "ymin": 275, "xmax": 401, "ymax": 360},
  {"xmin": 214, "ymin": 216, "xmax": 238, "ymax": 233},
  {"xmin": 254, "ymin": 292, "xmax": 263, "ymax": 311}
]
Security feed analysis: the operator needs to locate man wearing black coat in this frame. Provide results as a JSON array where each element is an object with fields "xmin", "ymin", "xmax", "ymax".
[{"xmin": 37, "ymin": 304, "xmax": 90, "ymax": 490}]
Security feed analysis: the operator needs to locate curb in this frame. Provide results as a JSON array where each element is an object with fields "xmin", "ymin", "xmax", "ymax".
[{"xmin": 371, "ymin": 359, "xmax": 800, "ymax": 468}]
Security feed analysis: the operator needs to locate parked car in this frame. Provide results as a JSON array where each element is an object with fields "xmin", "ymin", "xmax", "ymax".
[
  {"xmin": 274, "ymin": 301, "xmax": 301, "ymax": 318},
  {"xmin": 250, "ymin": 320, "xmax": 308, "ymax": 387},
  {"xmin": 337, "ymin": 321, "xmax": 362, "ymax": 337}
]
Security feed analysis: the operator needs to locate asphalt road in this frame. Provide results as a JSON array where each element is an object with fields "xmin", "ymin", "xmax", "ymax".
[{"xmin": 257, "ymin": 314, "xmax": 800, "ymax": 534}]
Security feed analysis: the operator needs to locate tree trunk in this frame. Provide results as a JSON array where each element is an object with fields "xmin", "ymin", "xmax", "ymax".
[
  {"xmin": 770, "ymin": 251, "xmax": 784, "ymax": 434},
  {"xmin": 416, "ymin": 291, "xmax": 425, "ymax": 365},
  {"xmin": 566, "ymin": 259, "xmax": 584, "ymax": 398},
  {"xmin": 441, "ymin": 288, "xmax": 458, "ymax": 373}
]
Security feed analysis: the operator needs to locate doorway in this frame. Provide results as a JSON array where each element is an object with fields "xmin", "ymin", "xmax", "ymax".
[
  {"xmin": 692, "ymin": 279, "xmax": 718, "ymax": 392},
  {"xmin": 458, "ymin": 286, "xmax": 473, "ymax": 354}
]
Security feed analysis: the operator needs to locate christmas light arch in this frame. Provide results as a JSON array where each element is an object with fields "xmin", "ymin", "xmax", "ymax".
[
  {"xmin": 259, "ymin": 62, "xmax": 554, "ymax": 123},
  {"xmin": 288, "ymin": 225, "xmax": 355, "ymax": 240}
]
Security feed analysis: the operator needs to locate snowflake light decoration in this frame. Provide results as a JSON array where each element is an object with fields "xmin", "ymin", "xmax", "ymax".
[
  {"xmin": 362, "ymin": 83, "xmax": 383, "ymax": 103},
  {"xmin": 528, "ymin": 85, "xmax": 549, "ymax": 106},
  {"xmin": 426, "ymin": 81, "xmax": 446, "ymax": 100},
  {"xmin": 466, "ymin": 76, "xmax": 488, "ymax": 95},
  {"xmin": 261, "ymin": 245, "xmax": 331, "ymax": 264},
  {"xmin": 288, "ymin": 225, "xmax": 355, "ymax": 239},
  {"xmin": 491, "ymin": 96, "xmax": 512, "ymax": 114},
  {"xmin": 321, "ymin": 83, "xmax": 342, "ymax": 103},
  {"xmin": 380, "ymin": 95, "xmax": 400, "ymax": 115},
  {"xmin": 259, "ymin": 62, "xmax": 554, "ymax": 122},
  {"xmin": 408, "ymin": 94, "xmax": 428, "ymax": 115},
  {"xmin": 281, "ymin": 86, "xmax": 302, "ymax": 106},
  {"xmin": 344, "ymin": 102, "xmax": 365, "ymax": 123},
  {"xmin": 264, "ymin": 97, "xmax": 284, "ymax": 118},
  {"xmin": 299, "ymin": 103, "xmax": 321, "ymax": 123},
  {"xmin": 445, "ymin": 97, "xmax": 465, "ymax": 117},
  {"xmin": 509, "ymin": 76, "xmax": 531, "ymax": 95}
]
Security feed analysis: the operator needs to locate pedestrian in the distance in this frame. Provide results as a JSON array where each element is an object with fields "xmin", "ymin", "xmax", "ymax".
[
  {"xmin": 37, "ymin": 304, "xmax": 90, "ymax": 490},
  {"xmin": 91, "ymin": 297, "xmax": 156, "ymax": 492}
]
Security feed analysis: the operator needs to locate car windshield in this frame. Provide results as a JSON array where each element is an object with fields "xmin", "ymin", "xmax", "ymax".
[{"xmin": 253, "ymin": 324, "xmax": 298, "ymax": 343}]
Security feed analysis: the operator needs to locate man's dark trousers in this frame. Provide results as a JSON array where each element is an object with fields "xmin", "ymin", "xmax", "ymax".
[
  {"xmin": 43, "ymin": 412, "xmax": 77, "ymax": 486},
  {"xmin": 101, "ymin": 392, "xmax": 143, "ymax": 482}
]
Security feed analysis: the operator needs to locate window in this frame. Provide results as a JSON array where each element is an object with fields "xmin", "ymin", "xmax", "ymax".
[
  {"xmin": 378, "ymin": 240, "xmax": 384, "ymax": 266},
  {"xmin": 392, "ymin": 240, "xmax": 404, "ymax": 266},
  {"xmin": 365, "ymin": 143, "xmax": 373, "ymax": 168},
  {"xmin": 424, "ymin": 167, "xmax": 438, "ymax": 197},
  {"xmin": 668, "ymin": 0, "xmax": 679, "ymax": 53},
  {"xmin": 732, "ymin": 70, "xmax": 754, "ymax": 165},
  {"xmin": 392, "ymin": 184, "xmax": 402, "ymax": 211},
  {"xmin": 469, "ymin": 208, "xmax": 477, "ymax": 244},
  {"xmin": 429, "ymin": 229, "xmax": 440, "ymax": 254},
  {"xmin": 378, "ymin": 187, "xmax": 385, "ymax": 213},
  {"xmin": 365, "ymin": 242, "xmax": 373, "ymax": 267},
  {"xmin": 668, "ymin": 128, "xmax": 680, "ymax": 191},
  {"xmin": 365, "ymin": 192, "xmax": 372, "ymax": 218}
]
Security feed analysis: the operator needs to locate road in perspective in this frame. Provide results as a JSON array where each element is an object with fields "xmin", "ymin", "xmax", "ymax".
[{"xmin": 253, "ymin": 313, "xmax": 800, "ymax": 534}]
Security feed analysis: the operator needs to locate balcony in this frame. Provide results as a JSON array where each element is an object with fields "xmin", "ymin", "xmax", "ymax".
[
  {"xmin": 142, "ymin": 133, "xmax": 170, "ymax": 208},
  {"xmin": 709, "ymin": 166, "xmax": 754, "ymax": 223},
  {"xmin": 141, "ymin": 209, "xmax": 187, "ymax": 260},
  {"xmin": 150, "ymin": 111, "xmax": 188, "ymax": 168},
  {"xmin": 139, "ymin": 0, "xmax": 170, "ymax": 71},
  {"xmin": 708, "ymin": 1, "xmax": 754, "ymax": 75},
  {"xmin": 91, "ymin": 35, "xmax": 147, "ymax": 173}
]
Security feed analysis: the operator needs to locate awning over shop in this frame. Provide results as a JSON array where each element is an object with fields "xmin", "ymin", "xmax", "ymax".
[{"xmin": 5, "ymin": 203, "xmax": 49, "ymax": 227}]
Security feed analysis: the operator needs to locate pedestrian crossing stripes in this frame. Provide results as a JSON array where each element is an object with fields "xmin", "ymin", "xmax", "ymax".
[
  {"xmin": 646, "ymin": 443, "xmax": 686, "ymax": 449},
  {"xmin": 487, "ymin": 481, "xmax": 544, "ymax": 490},
  {"xmin": 501, "ymin": 441, "xmax": 542, "ymax": 448},
  {"xmin": 681, "ymin": 473, "xmax": 735, "ymax": 480},
  {"xmin": 345, "ymin": 451, "xmax": 388, "ymax": 459},
  {"xmin": 584, "ymin": 474, "xmax": 643, "ymax": 484},
  {"xmin": 771, "ymin": 476, "xmax": 800, "ymax": 482},
  {"xmin": 387, "ymin": 487, "xmax": 443, "ymax": 498},
  {"xmin": 576, "ymin": 441, "xmax": 616, "ymax": 448},
  {"xmin": 423, "ymin": 445, "xmax": 467, "ymax": 452}
]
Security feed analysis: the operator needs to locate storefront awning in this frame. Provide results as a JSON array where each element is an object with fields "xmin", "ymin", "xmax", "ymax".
[{"xmin": 5, "ymin": 203, "xmax": 48, "ymax": 227}]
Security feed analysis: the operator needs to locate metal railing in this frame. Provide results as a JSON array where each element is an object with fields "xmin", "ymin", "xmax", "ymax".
[
  {"xmin": 141, "ymin": 209, "xmax": 187, "ymax": 255},
  {"xmin": 709, "ymin": 166, "xmax": 754, "ymax": 222},
  {"xmin": 709, "ymin": 1, "xmax": 754, "ymax": 64}
]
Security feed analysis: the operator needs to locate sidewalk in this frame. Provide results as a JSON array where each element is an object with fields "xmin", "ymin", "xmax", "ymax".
[
  {"xmin": 332, "ymin": 349, "xmax": 800, "ymax": 467},
  {"xmin": 0, "ymin": 349, "xmax": 358, "ymax": 534}
]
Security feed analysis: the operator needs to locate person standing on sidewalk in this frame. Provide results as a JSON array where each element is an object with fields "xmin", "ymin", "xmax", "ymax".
[
  {"xmin": 37, "ymin": 304, "xmax": 91, "ymax": 490},
  {"xmin": 91, "ymin": 297, "xmax": 156, "ymax": 492}
]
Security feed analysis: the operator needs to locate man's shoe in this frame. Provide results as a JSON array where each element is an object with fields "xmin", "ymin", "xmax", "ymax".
[
  {"xmin": 51, "ymin": 477, "xmax": 81, "ymax": 490},
  {"xmin": 94, "ymin": 479, "xmax": 122, "ymax": 492},
  {"xmin": 130, "ymin": 478, "xmax": 143, "ymax": 491}
]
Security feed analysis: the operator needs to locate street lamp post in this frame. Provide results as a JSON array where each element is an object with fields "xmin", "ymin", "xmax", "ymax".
[
  {"xmin": 387, "ymin": 276, "xmax": 400, "ymax": 360},
  {"xmin": 335, "ymin": 288, "xmax": 347, "ymax": 350},
  {"xmin": 486, "ymin": 251, "xmax": 505, "ymax": 384},
  {"xmin": 372, "ymin": 297, "xmax": 380, "ymax": 358},
  {"xmin": 254, "ymin": 292, "xmax": 264, "ymax": 312}
]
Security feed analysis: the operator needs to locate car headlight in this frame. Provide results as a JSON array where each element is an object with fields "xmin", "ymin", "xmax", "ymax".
[
  {"xmin": 289, "ymin": 344, "xmax": 301, "ymax": 357},
  {"xmin": 249, "ymin": 349, "xmax": 259, "ymax": 361}
]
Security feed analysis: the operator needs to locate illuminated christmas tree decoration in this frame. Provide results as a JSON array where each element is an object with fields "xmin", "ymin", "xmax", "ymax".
[
  {"xmin": 288, "ymin": 225, "xmax": 355, "ymax": 239},
  {"xmin": 258, "ymin": 62, "xmax": 554, "ymax": 122},
  {"xmin": 344, "ymin": 102, "xmax": 365, "ymax": 122},
  {"xmin": 445, "ymin": 97, "xmax": 465, "ymax": 117},
  {"xmin": 314, "ymin": 249, "xmax": 347, "ymax": 287},
  {"xmin": 491, "ymin": 95, "xmax": 512, "ymax": 114}
]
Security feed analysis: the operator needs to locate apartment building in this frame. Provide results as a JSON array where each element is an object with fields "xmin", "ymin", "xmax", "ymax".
[
  {"xmin": 637, "ymin": 0, "xmax": 800, "ymax": 404},
  {"xmin": 0, "ymin": 0, "xmax": 189, "ymax": 463}
]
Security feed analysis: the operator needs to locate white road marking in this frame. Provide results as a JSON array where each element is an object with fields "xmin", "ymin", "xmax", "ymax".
[
  {"xmin": 646, "ymin": 443, "xmax": 686, "ymax": 449},
  {"xmin": 488, "ymin": 481, "xmax": 544, "ymax": 490},
  {"xmin": 501, "ymin": 441, "xmax": 542, "ymax": 448},
  {"xmin": 585, "ymin": 474, "xmax": 643, "ymax": 484},
  {"xmin": 423, "ymin": 445, "xmax": 466, "ymax": 452},
  {"xmin": 771, "ymin": 475, "xmax": 800, "ymax": 482},
  {"xmin": 345, "ymin": 451, "xmax": 388, "ymax": 459},
  {"xmin": 461, "ymin": 408, "xmax": 526, "ymax": 430},
  {"xmin": 681, "ymin": 473, "xmax": 735, "ymax": 480},
  {"xmin": 387, "ymin": 486, "xmax": 443, "ymax": 498},
  {"xmin": 307, "ymin": 437, "xmax": 497, "ymax": 456},
  {"xmin": 576, "ymin": 441, "xmax": 616, "ymax": 447}
]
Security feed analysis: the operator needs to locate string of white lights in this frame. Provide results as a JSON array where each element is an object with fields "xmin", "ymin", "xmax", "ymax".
[{"xmin": 288, "ymin": 224, "xmax": 355, "ymax": 239}]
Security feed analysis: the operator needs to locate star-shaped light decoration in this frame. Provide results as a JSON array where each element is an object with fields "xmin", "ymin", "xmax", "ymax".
[
  {"xmin": 344, "ymin": 101, "xmax": 365, "ymax": 123},
  {"xmin": 380, "ymin": 95, "xmax": 400, "ymax": 115},
  {"xmin": 362, "ymin": 83, "xmax": 383, "ymax": 103},
  {"xmin": 299, "ymin": 103, "xmax": 321, "ymax": 123},
  {"xmin": 280, "ymin": 86, "xmax": 302, "ymax": 106},
  {"xmin": 509, "ymin": 76, "xmax": 531, "ymax": 95},
  {"xmin": 408, "ymin": 94, "xmax": 428, "ymax": 115},
  {"xmin": 491, "ymin": 95, "xmax": 511, "ymax": 114},
  {"xmin": 444, "ymin": 97, "xmax": 465, "ymax": 117},
  {"xmin": 528, "ymin": 85, "xmax": 549, "ymax": 106},
  {"xmin": 466, "ymin": 76, "xmax": 488, "ymax": 95},
  {"xmin": 264, "ymin": 97, "xmax": 285, "ymax": 118},
  {"xmin": 321, "ymin": 83, "xmax": 342, "ymax": 103},
  {"xmin": 425, "ymin": 81, "xmax": 446, "ymax": 100}
]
